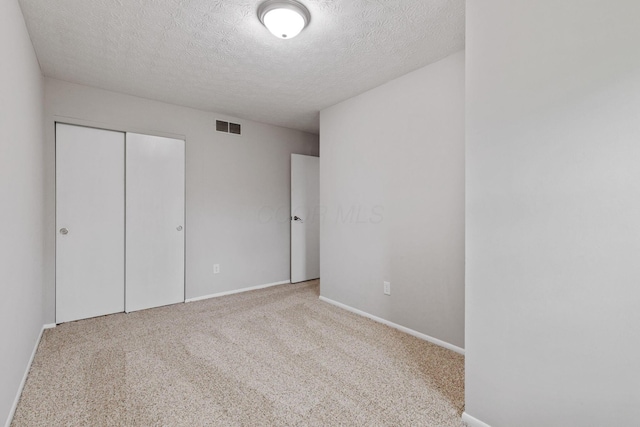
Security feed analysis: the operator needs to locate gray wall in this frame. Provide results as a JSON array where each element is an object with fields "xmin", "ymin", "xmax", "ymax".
[
  {"xmin": 43, "ymin": 79, "xmax": 319, "ymax": 323},
  {"xmin": 319, "ymin": 51, "xmax": 465, "ymax": 349},
  {"xmin": 0, "ymin": 1, "xmax": 45, "ymax": 425},
  {"xmin": 465, "ymin": 1, "xmax": 640, "ymax": 426}
]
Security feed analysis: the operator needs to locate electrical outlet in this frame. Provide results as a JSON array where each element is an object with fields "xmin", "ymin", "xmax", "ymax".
[
  {"xmin": 214, "ymin": 264, "xmax": 220, "ymax": 274},
  {"xmin": 383, "ymin": 281, "xmax": 391, "ymax": 295}
]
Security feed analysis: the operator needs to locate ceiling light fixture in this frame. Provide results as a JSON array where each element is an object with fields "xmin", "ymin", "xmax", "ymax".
[{"xmin": 258, "ymin": 0, "xmax": 310, "ymax": 40}]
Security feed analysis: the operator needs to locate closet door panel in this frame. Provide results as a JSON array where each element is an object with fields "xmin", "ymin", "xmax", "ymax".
[
  {"xmin": 126, "ymin": 133, "xmax": 185, "ymax": 312},
  {"xmin": 56, "ymin": 124, "xmax": 125, "ymax": 323}
]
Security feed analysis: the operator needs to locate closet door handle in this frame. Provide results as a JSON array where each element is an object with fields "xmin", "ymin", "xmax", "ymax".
[
  {"xmin": 176, "ymin": 226, "xmax": 183, "ymax": 231},
  {"xmin": 59, "ymin": 228, "xmax": 69, "ymax": 235}
]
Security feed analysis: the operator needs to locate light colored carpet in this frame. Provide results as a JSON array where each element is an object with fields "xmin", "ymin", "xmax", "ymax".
[{"xmin": 12, "ymin": 280, "xmax": 465, "ymax": 426}]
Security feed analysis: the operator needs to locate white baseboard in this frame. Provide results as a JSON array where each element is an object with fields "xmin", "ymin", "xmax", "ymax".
[
  {"xmin": 43, "ymin": 323, "xmax": 56, "ymax": 329},
  {"xmin": 185, "ymin": 280, "xmax": 291, "ymax": 303},
  {"xmin": 4, "ymin": 323, "xmax": 51, "ymax": 427},
  {"xmin": 462, "ymin": 412, "xmax": 492, "ymax": 427},
  {"xmin": 318, "ymin": 296, "xmax": 465, "ymax": 355}
]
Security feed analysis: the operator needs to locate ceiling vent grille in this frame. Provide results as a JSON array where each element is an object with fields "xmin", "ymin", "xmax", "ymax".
[
  {"xmin": 229, "ymin": 123, "xmax": 241, "ymax": 135},
  {"xmin": 216, "ymin": 120, "xmax": 229, "ymax": 132},
  {"xmin": 216, "ymin": 120, "xmax": 242, "ymax": 135}
]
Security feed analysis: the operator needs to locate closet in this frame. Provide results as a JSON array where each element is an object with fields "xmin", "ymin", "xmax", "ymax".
[{"xmin": 55, "ymin": 123, "xmax": 185, "ymax": 323}]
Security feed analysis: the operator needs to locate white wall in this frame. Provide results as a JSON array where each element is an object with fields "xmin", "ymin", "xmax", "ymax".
[
  {"xmin": 320, "ymin": 52, "xmax": 465, "ymax": 349},
  {"xmin": 465, "ymin": 1, "xmax": 640, "ymax": 426},
  {"xmin": 43, "ymin": 79, "xmax": 319, "ymax": 323},
  {"xmin": 0, "ymin": 1, "xmax": 45, "ymax": 425}
]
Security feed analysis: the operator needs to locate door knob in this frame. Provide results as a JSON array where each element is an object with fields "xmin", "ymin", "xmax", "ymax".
[
  {"xmin": 177, "ymin": 226, "xmax": 183, "ymax": 231},
  {"xmin": 59, "ymin": 228, "xmax": 69, "ymax": 235},
  {"xmin": 293, "ymin": 216, "xmax": 304, "ymax": 223}
]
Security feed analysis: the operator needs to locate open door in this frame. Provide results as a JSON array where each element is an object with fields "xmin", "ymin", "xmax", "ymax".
[{"xmin": 291, "ymin": 154, "xmax": 320, "ymax": 283}]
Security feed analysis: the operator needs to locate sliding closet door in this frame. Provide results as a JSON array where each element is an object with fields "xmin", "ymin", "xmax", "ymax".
[
  {"xmin": 126, "ymin": 133, "xmax": 185, "ymax": 312},
  {"xmin": 56, "ymin": 124, "xmax": 125, "ymax": 323}
]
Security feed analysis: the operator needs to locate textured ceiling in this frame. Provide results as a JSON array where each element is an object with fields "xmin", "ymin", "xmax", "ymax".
[{"xmin": 19, "ymin": 0, "xmax": 465, "ymax": 133}]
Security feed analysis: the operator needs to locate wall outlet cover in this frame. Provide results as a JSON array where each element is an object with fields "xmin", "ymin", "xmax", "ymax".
[{"xmin": 384, "ymin": 281, "xmax": 391, "ymax": 295}]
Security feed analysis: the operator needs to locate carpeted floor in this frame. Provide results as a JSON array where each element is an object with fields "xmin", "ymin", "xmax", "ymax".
[{"xmin": 12, "ymin": 280, "xmax": 465, "ymax": 426}]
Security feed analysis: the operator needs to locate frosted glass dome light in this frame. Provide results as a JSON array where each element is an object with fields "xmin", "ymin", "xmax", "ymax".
[{"xmin": 258, "ymin": 0, "xmax": 311, "ymax": 40}]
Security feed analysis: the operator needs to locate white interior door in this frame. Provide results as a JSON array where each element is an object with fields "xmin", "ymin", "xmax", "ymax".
[
  {"xmin": 56, "ymin": 124, "xmax": 125, "ymax": 323},
  {"xmin": 126, "ymin": 133, "xmax": 185, "ymax": 312},
  {"xmin": 291, "ymin": 154, "xmax": 320, "ymax": 283}
]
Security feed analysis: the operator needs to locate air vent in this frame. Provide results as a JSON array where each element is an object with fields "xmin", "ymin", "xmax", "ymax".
[
  {"xmin": 216, "ymin": 120, "xmax": 229, "ymax": 132},
  {"xmin": 216, "ymin": 120, "xmax": 241, "ymax": 135},
  {"xmin": 229, "ymin": 123, "xmax": 241, "ymax": 135}
]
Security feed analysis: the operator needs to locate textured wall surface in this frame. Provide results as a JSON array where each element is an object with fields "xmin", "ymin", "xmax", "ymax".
[
  {"xmin": 466, "ymin": 1, "xmax": 640, "ymax": 426},
  {"xmin": 18, "ymin": 0, "xmax": 464, "ymax": 133},
  {"xmin": 43, "ymin": 78, "xmax": 318, "ymax": 324},
  {"xmin": 320, "ymin": 51, "xmax": 465, "ymax": 349},
  {"xmin": 0, "ymin": 1, "xmax": 45, "ymax": 425}
]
